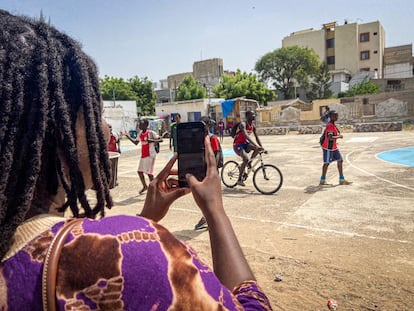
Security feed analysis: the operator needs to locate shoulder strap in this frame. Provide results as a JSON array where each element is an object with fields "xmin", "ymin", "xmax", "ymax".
[
  {"xmin": 150, "ymin": 130, "xmax": 158, "ymax": 140},
  {"xmin": 42, "ymin": 218, "xmax": 83, "ymax": 311}
]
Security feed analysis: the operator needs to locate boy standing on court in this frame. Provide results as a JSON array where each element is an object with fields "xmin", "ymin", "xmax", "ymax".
[
  {"xmin": 124, "ymin": 119, "xmax": 163, "ymax": 194},
  {"xmin": 320, "ymin": 110, "xmax": 352, "ymax": 186}
]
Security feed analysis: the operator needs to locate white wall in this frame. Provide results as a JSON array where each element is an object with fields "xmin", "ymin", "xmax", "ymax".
[{"xmin": 103, "ymin": 100, "xmax": 138, "ymax": 134}]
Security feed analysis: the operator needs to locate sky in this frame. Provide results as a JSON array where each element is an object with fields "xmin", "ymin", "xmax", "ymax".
[{"xmin": 1, "ymin": 0, "xmax": 414, "ymax": 83}]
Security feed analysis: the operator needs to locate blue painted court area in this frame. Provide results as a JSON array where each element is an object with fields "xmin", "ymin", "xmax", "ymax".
[
  {"xmin": 377, "ymin": 147, "xmax": 414, "ymax": 167},
  {"xmin": 223, "ymin": 148, "xmax": 235, "ymax": 156},
  {"xmin": 120, "ymin": 146, "xmax": 136, "ymax": 152}
]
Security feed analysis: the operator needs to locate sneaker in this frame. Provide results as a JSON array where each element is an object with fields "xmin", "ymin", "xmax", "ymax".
[
  {"xmin": 194, "ymin": 217, "xmax": 208, "ymax": 230},
  {"xmin": 339, "ymin": 179, "xmax": 352, "ymax": 185},
  {"xmin": 319, "ymin": 180, "xmax": 327, "ymax": 185},
  {"xmin": 237, "ymin": 179, "xmax": 246, "ymax": 186}
]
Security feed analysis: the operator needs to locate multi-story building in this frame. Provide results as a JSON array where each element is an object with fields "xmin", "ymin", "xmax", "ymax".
[
  {"xmin": 193, "ymin": 58, "xmax": 223, "ymax": 97},
  {"xmin": 282, "ymin": 20, "xmax": 386, "ymax": 94},
  {"xmin": 155, "ymin": 58, "xmax": 224, "ymax": 103}
]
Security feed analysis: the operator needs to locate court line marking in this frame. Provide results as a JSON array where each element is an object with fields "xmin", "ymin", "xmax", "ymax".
[
  {"xmin": 345, "ymin": 151, "xmax": 414, "ymax": 191},
  {"xmin": 173, "ymin": 208, "xmax": 412, "ymax": 244}
]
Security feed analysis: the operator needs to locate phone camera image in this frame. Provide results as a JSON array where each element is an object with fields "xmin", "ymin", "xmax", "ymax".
[{"xmin": 177, "ymin": 122, "xmax": 207, "ymax": 187}]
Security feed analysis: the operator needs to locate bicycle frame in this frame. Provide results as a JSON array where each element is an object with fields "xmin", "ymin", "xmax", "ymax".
[{"xmin": 245, "ymin": 152, "xmax": 264, "ymax": 176}]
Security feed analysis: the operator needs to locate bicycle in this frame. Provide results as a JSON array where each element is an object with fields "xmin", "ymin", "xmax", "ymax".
[{"xmin": 221, "ymin": 150, "xmax": 283, "ymax": 195}]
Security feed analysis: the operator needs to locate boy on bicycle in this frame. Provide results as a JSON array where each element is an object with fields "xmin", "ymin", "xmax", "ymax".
[{"xmin": 233, "ymin": 110, "xmax": 263, "ymax": 186}]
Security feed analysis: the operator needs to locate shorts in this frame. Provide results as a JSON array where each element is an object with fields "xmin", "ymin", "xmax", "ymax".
[
  {"xmin": 138, "ymin": 156, "xmax": 156, "ymax": 176},
  {"xmin": 233, "ymin": 142, "xmax": 250, "ymax": 156},
  {"xmin": 322, "ymin": 149, "xmax": 342, "ymax": 164}
]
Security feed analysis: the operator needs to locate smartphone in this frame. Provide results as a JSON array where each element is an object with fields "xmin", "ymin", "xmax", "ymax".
[{"xmin": 177, "ymin": 121, "xmax": 207, "ymax": 187}]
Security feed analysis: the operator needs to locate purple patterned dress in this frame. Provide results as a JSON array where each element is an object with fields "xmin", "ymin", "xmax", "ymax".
[{"xmin": 0, "ymin": 215, "xmax": 272, "ymax": 310}]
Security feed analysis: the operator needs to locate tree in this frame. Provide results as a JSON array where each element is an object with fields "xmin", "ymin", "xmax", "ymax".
[
  {"xmin": 213, "ymin": 70, "xmax": 275, "ymax": 105},
  {"xmin": 129, "ymin": 76, "xmax": 157, "ymax": 115},
  {"xmin": 175, "ymin": 75, "xmax": 206, "ymax": 101},
  {"xmin": 307, "ymin": 62, "xmax": 333, "ymax": 100},
  {"xmin": 255, "ymin": 46, "xmax": 320, "ymax": 99},
  {"xmin": 99, "ymin": 76, "xmax": 135, "ymax": 101},
  {"xmin": 339, "ymin": 79, "xmax": 380, "ymax": 97}
]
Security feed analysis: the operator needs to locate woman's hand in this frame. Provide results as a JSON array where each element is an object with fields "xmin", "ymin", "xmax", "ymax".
[
  {"xmin": 186, "ymin": 136, "xmax": 224, "ymax": 218},
  {"xmin": 139, "ymin": 154, "xmax": 190, "ymax": 222}
]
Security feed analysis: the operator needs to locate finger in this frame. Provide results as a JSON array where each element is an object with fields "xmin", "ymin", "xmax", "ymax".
[
  {"xmin": 166, "ymin": 187, "xmax": 191, "ymax": 201},
  {"xmin": 186, "ymin": 173, "xmax": 201, "ymax": 188},
  {"xmin": 155, "ymin": 154, "xmax": 177, "ymax": 180},
  {"xmin": 169, "ymin": 168, "xmax": 178, "ymax": 176},
  {"xmin": 203, "ymin": 135, "xmax": 216, "ymax": 176},
  {"xmin": 166, "ymin": 178, "xmax": 179, "ymax": 189}
]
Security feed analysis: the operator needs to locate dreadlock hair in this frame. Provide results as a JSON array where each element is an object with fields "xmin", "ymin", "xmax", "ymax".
[{"xmin": 0, "ymin": 10, "xmax": 113, "ymax": 260}]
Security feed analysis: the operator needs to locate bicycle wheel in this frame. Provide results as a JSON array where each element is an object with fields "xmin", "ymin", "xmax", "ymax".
[
  {"xmin": 221, "ymin": 160, "xmax": 240, "ymax": 188},
  {"xmin": 253, "ymin": 164, "xmax": 283, "ymax": 195}
]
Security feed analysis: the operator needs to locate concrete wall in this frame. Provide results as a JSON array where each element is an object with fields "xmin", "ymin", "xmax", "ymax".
[
  {"xmin": 282, "ymin": 28, "xmax": 326, "ymax": 62},
  {"xmin": 103, "ymin": 100, "xmax": 138, "ymax": 134},
  {"xmin": 255, "ymin": 90, "xmax": 414, "ymax": 131},
  {"xmin": 155, "ymin": 99, "xmax": 209, "ymax": 122},
  {"xmin": 384, "ymin": 63, "xmax": 413, "ymax": 79},
  {"xmin": 167, "ymin": 72, "xmax": 193, "ymax": 89}
]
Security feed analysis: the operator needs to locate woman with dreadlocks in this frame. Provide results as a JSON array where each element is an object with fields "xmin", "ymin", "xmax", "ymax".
[{"xmin": 0, "ymin": 10, "xmax": 272, "ymax": 311}]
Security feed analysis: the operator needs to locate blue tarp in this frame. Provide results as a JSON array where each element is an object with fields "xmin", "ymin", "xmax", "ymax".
[{"xmin": 221, "ymin": 99, "xmax": 235, "ymax": 118}]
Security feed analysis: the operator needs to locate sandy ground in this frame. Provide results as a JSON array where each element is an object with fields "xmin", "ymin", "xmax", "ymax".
[{"xmin": 101, "ymin": 130, "xmax": 414, "ymax": 310}]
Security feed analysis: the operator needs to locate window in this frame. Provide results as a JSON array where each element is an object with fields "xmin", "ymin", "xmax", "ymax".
[
  {"xmin": 373, "ymin": 50, "xmax": 378, "ymax": 54},
  {"xmin": 360, "ymin": 32, "xmax": 370, "ymax": 42},
  {"xmin": 373, "ymin": 32, "xmax": 378, "ymax": 35},
  {"xmin": 360, "ymin": 51, "xmax": 370, "ymax": 60},
  {"xmin": 327, "ymin": 56, "xmax": 335, "ymax": 65},
  {"xmin": 326, "ymin": 38, "xmax": 335, "ymax": 48},
  {"xmin": 360, "ymin": 67, "xmax": 370, "ymax": 71}
]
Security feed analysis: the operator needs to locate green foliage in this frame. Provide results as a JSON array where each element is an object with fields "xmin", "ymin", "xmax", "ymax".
[
  {"xmin": 128, "ymin": 76, "xmax": 157, "ymax": 115},
  {"xmin": 99, "ymin": 75, "xmax": 157, "ymax": 115},
  {"xmin": 307, "ymin": 62, "xmax": 333, "ymax": 100},
  {"xmin": 212, "ymin": 70, "xmax": 275, "ymax": 105},
  {"xmin": 255, "ymin": 46, "xmax": 320, "ymax": 99},
  {"xmin": 175, "ymin": 75, "xmax": 206, "ymax": 101},
  {"xmin": 339, "ymin": 79, "xmax": 380, "ymax": 97},
  {"xmin": 100, "ymin": 76, "xmax": 135, "ymax": 100}
]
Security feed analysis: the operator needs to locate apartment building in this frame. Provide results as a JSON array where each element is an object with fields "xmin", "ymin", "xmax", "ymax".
[
  {"xmin": 282, "ymin": 20, "xmax": 385, "ymax": 94},
  {"xmin": 193, "ymin": 58, "xmax": 223, "ymax": 97},
  {"xmin": 159, "ymin": 58, "xmax": 224, "ymax": 102}
]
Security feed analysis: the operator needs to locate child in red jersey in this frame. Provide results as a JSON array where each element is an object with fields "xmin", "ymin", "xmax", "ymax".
[{"xmin": 124, "ymin": 119, "xmax": 163, "ymax": 194}]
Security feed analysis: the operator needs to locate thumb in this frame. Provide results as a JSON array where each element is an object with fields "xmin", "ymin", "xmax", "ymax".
[
  {"xmin": 185, "ymin": 173, "xmax": 201, "ymax": 188},
  {"xmin": 167, "ymin": 187, "xmax": 191, "ymax": 202}
]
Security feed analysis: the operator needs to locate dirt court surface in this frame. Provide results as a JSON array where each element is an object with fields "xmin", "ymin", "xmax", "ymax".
[{"xmin": 103, "ymin": 130, "xmax": 414, "ymax": 310}]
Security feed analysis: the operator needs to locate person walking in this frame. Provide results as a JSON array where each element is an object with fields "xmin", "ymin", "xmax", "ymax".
[
  {"xmin": 169, "ymin": 113, "xmax": 181, "ymax": 153},
  {"xmin": 320, "ymin": 110, "xmax": 352, "ymax": 185},
  {"xmin": 107, "ymin": 124, "xmax": 121, "ymax": 153},
  {"xmin": 124, "ymin": 119, "xmax": 163, "ymax": 194},
  {"xmin": 107, "ymin": 124, "xmax": 121, "ymax": 187},
  {"xmin": 233, "ymin": 111, "xmax": 263, "ymax": 186},
  {"xmin": 320, "ymin": 106, "xmax": 331, "ymax": 124},
  {"xmin": 218, "ymin": 118, "xmax": 225, "ymax": 142}
]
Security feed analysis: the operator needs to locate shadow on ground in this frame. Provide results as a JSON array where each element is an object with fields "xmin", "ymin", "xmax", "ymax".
[{"xmin": 172, "ymin": 228, "xmax": 207, "ymax": 241}]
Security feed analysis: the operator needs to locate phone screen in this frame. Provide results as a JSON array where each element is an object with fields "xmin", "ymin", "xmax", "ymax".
[{"xmin": 177, "ymin": 122, "xmax": 206, "ymax": 187}]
